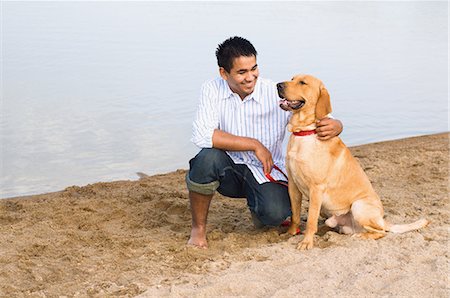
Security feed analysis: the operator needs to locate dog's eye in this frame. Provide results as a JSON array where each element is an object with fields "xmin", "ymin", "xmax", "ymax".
[{"xmin": 299, "ymin": 81, "xmax": 307, "ymax": 85}]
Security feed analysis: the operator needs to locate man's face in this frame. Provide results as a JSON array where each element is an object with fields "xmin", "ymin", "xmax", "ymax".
[{"xmin": 220, "ymin": 55, "xmax": 259, "ymax": 100}]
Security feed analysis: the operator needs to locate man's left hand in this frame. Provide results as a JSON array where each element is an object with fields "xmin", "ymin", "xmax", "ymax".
[{"xmin": 316, "ymin": 118, "xmax": 343, "ymax": 141}]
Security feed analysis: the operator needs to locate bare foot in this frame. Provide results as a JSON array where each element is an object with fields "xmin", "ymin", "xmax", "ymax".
[{"xmin": 187, "ymin": 226, "xmax": 208, "ymax": 249}]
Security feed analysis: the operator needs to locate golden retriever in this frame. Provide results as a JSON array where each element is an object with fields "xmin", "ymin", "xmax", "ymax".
[{"xmin": 277, "ymin": 74, "xmax": 429, "ymax": 250}]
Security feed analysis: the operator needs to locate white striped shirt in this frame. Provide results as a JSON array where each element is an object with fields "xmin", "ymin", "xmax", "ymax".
[{"xmin": 191, "ymin": 77, "xmax": 291, "ymax": 183}]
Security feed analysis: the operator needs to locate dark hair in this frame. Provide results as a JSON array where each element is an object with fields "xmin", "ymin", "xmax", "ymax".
[{"xmin": 215, "ymin": 36, "xmax": 257, "ymax": 73}]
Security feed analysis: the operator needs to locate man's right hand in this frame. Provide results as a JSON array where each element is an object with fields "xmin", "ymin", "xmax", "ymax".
[
  {"xmin": 254, "ymin": 142, "xmax": 273, "ymax": 175},
  {"xmin": 212, "ymin": 129, "xmax": 274, "ymax": 174}
]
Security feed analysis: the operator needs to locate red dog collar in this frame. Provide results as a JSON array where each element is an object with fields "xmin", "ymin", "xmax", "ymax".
[{"xmin": 293, "ymin": 130, "xmax": 317, "ymax": 136}]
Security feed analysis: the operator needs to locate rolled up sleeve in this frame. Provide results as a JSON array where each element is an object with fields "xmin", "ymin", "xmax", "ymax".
[{"xmin": 191, "ymin": 83, "xmax": 219, "ymax": 148}]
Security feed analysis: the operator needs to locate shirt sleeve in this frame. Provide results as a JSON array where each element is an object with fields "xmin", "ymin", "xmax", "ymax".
[{"xmin": 191, "ymin": 82, "xmax": 219, "ymax": 148}]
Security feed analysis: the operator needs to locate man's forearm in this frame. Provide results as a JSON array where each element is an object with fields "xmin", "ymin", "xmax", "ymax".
[
  {"xmin": 212, "ymin": 129, "xmax": 260, "ymax": 152},
  {"xmin": 212, "ymin": 129, "xmax": 274, "ymax": 174}
]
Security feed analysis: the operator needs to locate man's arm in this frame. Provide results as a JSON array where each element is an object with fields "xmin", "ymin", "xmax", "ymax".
[
  {"xmin": 212, "ymin": 129, "xmax": 273, "ymax": 174},
  {"xmin": 191, "ymin": 82, "xmax": 274, "ymax": 174},
  {"xmin": 191, "ymin": 83, "xmax": 220, "ymax": 148}
]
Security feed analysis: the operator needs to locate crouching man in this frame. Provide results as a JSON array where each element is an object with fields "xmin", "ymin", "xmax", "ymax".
[{"xmin": 186, "ymin": 36, "xmax": 343, "ymax": 248}]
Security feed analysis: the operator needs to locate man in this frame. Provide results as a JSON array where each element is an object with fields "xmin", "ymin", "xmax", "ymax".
[{"xmin": 186, "ymin": 36, "xmax": 343, "ymax": 248}]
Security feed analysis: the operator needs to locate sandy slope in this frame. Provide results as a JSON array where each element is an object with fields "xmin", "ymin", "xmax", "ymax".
[{"xmin": 0, "ymin": 133, "xmax": 448, "ymax": 297}]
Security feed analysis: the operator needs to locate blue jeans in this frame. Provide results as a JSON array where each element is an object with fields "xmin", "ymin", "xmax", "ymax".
[{"xmin": 186, "ymin": 148, "xmax": 291, "ymax": 226}]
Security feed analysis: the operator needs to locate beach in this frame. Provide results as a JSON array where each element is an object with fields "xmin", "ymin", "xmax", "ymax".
[{"xmin": 0, "ymin": 133, "xmax": 448, "ymax": 297}]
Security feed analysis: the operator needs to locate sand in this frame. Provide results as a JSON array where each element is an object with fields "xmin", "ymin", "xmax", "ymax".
[{"xmin": 0, "ymin": 133, "xmax": 448, "ymax": 297}]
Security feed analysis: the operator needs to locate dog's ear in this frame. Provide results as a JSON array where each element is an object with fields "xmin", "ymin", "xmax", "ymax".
[{"xmin": 316, "ymin": 85, "xmax": 332, "ymax": 119}]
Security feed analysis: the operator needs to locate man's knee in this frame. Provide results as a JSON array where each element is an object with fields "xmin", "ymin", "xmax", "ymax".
[
  {"xmin": 255, "ymin": 203, "xmax": 291, "ymax": 226},
  {"xmin": 186, "ymin": 148, "xmax": 229, "ymax": 195},
  {"xmin": 189, "ymin": 148, "xmax": 229, "ymax": 173},
  {"xmin": 193, "ymin": 148, "xmax": 227, "ymax": 165},
  {"xmin": 252, "ymin": 184, "xmax": 291, "ymax": 226}
]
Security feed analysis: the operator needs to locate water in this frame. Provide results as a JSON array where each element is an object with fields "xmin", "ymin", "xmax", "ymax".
[{"xmin": 1, "ymin": 1, "xmax": 448, "ymax": 199}]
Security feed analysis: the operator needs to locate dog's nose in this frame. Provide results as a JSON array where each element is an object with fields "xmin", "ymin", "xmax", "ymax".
[
  {"xmin": 276, "ymin": 83, "xmax": 284, "ymax": 92},
  {"xmin": 276, "ymin": 83, "xmax": 285, "ymax": 96}
]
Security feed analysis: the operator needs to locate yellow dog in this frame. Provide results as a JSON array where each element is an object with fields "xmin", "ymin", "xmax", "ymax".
[{"xmin": 277, "ymin": 74, "xmax": 429, "ymax": 250}]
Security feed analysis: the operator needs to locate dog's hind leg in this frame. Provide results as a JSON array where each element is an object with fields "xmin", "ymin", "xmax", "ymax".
[
  {"xmin": 351, "ymin": 199, "xmax": 388, "ymax": 240},
  {"xmin": 353, "ymin": 224, "xmax": 387, "ymax": 239},
  {"xmin": 353, "ymin": 231, "xmax": 386, "ymax": 240}
]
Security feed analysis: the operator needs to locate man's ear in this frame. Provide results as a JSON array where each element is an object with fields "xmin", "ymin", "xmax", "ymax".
[
  {"xmin": 219, "ymin": 67, "xmax": 228, "ymax": 80},
  {"xmin": 316, "ymin": 85, "xmax": 332, "ymax": 119}
]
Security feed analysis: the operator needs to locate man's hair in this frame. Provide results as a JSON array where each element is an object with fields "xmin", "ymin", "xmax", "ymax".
[{"xmin": 215, "ymin": 36, "xmax": 257, "ymax": 73}]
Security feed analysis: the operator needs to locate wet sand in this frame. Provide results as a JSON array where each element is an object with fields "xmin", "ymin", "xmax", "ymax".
[{"xmin": 0, "ymin": 133, "xmax": 448, "ymax": 297}]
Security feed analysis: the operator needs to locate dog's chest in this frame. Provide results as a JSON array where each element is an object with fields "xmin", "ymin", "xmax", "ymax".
[
  {"xmin": 286, "ymin": 135, "xmax": 331, "ymax": 193},
  {"xmin": 287, "ymin": 135, "xmax": 318, "ymax": 158}
]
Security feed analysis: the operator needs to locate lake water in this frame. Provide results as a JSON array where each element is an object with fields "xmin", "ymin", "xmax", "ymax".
[{"xmin": 1, "ymin": 1, "xmax": 448, "ymax": 199}]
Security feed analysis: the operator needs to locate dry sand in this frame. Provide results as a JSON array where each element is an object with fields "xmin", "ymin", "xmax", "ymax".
[{"xmin": 0, "ymin": 133, "xmax": 448, "ymax": 297}]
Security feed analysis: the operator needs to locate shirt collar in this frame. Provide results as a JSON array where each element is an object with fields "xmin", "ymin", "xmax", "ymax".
[{"xmin": 221, "ymin": 78, "xmax": 262, "ymax": 104}]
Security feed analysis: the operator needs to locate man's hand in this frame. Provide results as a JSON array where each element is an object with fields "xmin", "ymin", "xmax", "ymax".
[
  {"xmin": 254, "ymin": 142, "xmax": 274, "ymax": 174},
  {"xmin": 316, "ymin": 118, "xmax": 343, "ymax": 141},
  {"xmin": 212, "ymin": 129, "xmax": 274, "ymax": 174}
]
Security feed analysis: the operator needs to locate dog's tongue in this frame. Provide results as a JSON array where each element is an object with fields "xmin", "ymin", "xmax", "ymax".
[{"xmin": 279, "ymin": 99, "xmax": 290, "ymax": 111}]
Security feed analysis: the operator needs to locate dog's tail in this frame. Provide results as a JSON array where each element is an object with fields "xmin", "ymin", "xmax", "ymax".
[{"xmin": 386, "ymin": 218, "xmax": 430, "ymax": 234}]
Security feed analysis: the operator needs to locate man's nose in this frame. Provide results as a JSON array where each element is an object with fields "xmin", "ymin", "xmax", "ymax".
[{"xmin": 245, "ymin": 72, "xmax": 255, "ymax": 81}]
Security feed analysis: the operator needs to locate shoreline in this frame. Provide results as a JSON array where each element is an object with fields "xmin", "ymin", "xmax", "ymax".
[
  {"xmin": 1, "ymin": 132, "xmax": 449, "ymax": 297},
  {"xmin": 2, "ymin": 132, "xmax": 448, "ymax": 201}
]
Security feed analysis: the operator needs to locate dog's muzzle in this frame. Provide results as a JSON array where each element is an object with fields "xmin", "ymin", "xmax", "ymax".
[{"xmin": 279, "ymin": 99, "xmax": 305, "ymax": 111}]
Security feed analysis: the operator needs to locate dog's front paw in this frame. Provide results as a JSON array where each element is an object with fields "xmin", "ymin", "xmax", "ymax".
[{"xmin": 297, "ymin": 235, "xmax": 314, "ymax": 250}]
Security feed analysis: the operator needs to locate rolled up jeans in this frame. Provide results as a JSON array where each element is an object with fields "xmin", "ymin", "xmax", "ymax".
[{"xmin": 186, "ymin": 148, "xmax": 291, "ymax": 226}]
